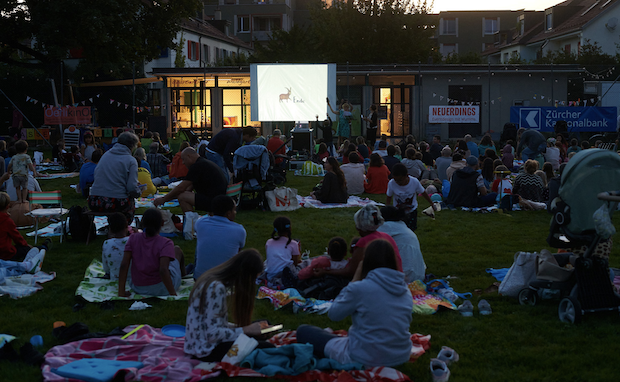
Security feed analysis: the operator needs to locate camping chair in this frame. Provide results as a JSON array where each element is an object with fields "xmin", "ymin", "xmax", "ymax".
[
  {"xmin": 226, "ymin": 181, "xmax": 243, "ymax": 208},
  {"xmin": 63, "ymin": 126, "xmax": 80, "ymax": 149},
  {"xmin": 27, "ymin": 190, "xmax": 69, "ymax": 244}
]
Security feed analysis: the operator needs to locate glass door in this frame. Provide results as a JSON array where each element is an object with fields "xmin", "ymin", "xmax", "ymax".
[{"xmin": 374, "ymin": 85, "xmax": 411, "ymax": 139}]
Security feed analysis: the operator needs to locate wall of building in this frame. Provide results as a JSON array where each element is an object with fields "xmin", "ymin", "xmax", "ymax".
[{"xmin": 583, "ymin": 3, "xmax": 620, "ymax": 56}]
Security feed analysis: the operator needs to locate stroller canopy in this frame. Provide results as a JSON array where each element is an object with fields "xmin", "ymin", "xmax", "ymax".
[
  {"xmin": 233, "ymin": 144, "xmax": 270, "ymax": 180},
  {"xmin": 559, "ymin": 148, "xmax": 620, "ymax": 235}
]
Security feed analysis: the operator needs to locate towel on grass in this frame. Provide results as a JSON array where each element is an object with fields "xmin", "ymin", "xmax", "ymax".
[
  {"xmin": 43, "ymin": 324, "xmax": 429, "ymax": 382},
  {"xmin": 297, "ymin": 195, "xmax": 384, "ymax": 209},
  {"xmin": 75, "ymin": 259, "xmax": 194, "ymax": 302},
  {"xmin": 258, "ymin": 281, "xmax": 456, "ymax": 315},
  {"xmin": 486, "ymin": 268, "xmax": 510, "ymax": 282},
  {"xmin": 36, "ymin": 172, "xmax": 79, "ymax": 179},
  {"xmin": 0, "ymin": 271, "xmax": 56, "ymax": 299}
]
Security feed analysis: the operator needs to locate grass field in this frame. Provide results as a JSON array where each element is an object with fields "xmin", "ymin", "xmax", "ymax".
[{"xmin": 1, "ymin": 171, "xmax": 620, "ymax": 382}]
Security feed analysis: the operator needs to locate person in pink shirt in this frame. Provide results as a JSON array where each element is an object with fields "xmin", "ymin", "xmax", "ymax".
[{"xmin": 118, "ymin": 208, "xmax": 186, "ymax": 297}]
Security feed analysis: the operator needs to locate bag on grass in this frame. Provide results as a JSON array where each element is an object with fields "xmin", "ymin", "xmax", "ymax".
[
  {"xmin": 265, "ymin": 187, "xmax": 300, "ymax": 212},
  {"xmin": 183, "ymin": 212, "xmax": 200, "ymax": 240},
  {"xmin": 498, "ymin": 251, "xmax": 539, "ymax": 298},
  {"xmin": 160, "ymin": 210, "xmax": 179, "ymax": 234},
  {"xmin": 68, "ymin": 206, "xmax": 95, "ymax": 242},
  {"xmin": 301, "ymin": 161, "xmax": 324, "ymax": 176}
]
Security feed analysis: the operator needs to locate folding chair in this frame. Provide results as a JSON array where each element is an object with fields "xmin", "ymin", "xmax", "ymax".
[
  {"xmin": 226, "ymin": 181, "xmax": 243, "ymax": 207},
  {"xmin": 28, "ymin": 190, "xmax": 69, "ymax": 244}
]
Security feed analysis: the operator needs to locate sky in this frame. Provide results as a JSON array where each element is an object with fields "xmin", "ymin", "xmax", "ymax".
[{"xmin": 432, "ymin": 0, "xmax": 565, "ymax": 12}]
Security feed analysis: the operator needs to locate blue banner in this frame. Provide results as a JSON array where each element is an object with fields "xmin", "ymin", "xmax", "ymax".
[{"xmin": 510, "ymin": 107, "xmax": 617, "ymax": 132}]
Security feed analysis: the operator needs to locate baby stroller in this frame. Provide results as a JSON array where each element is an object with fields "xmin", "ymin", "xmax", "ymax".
[
  {"xmin": 266, "ymin": 136, "xmax": 292, "ymax": 187},
  {"xmin": 519, "ymin": 149, "xmax": 620, "ymax": 323},
  {"xmin": 233, "ymin": 145, "xmax": 270, "ymax": 210}
]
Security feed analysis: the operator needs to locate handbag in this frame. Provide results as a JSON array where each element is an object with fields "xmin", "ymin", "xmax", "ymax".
[
  {"xmin": 498, "ymin": 251, "xmax": 539, "ymax": 298},
  {"xmin": 183, "ymin": 212, "xmax": 200, "ymax": 240},
  {"xmin": 301, "ymin": 161, "xmax": 325, "ymax": 176},
  {"xmin": 265, "ymin": 187, "xmax": 300, "ymax": 212}
]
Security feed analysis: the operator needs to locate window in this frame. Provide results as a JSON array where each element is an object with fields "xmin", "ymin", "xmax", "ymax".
[
  {"xmin": 253, "ymin": 16, "xmax": 281, "ymax": 31},
  {"xmin": 440, "ymin": 18, "xmax": 457, "ymax": 35},
  {"xmin": 483, "ymin": 17, "xmax": 499, "ymax": 35},
  {"xmin": 564, "ymin": 44, "xmax": 571, "ymax": 53},
  {"xmin": 237, "ymin": 15, "xmax": 250, "ymax": 33},
  {"xmin": 503, "ymin": 52, "xmax": 509, "ymax": 63},
  {"xmin": 517, "ymin": 15, "xmax": 525, "ymax": 35},
  {"xmin": 159, "ymin": 47, "xmax": 169, "ymax": 58},
  {"xmin": 203, "ymin": 44, "xmax": 209, "ymax": 63},
  {"xmin": 440, "ymin": 43, "xmax": 457, "ymax": 57},
  {"xmin": 187, "ymin": 41, "xmax": 199, "ymax": 61},
  {"xmin": 546, "ymin": 13, "xmax": 553, "ymax": 30}
]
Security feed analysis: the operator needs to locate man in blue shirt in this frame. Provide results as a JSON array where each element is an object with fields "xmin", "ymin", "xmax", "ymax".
[
  {"xmin": 77, "ymin": 149, "xmax": 102, "ymax": 197},
  {"xmin": 193, "ymin": 195, "xmax": 246, "ymax": 279},
  {"xmin": 464, "ymin": 135, "xmax": 479, "ymax": 158}
]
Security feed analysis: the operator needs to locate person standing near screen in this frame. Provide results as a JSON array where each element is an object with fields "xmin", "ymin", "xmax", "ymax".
[
  {"xmin": 327, "ymin": 98, "xmax": 352, "ymax": 147},
  {"xmin": 363, "ymin": 105, "xmax": 378, "ymax": 146}
]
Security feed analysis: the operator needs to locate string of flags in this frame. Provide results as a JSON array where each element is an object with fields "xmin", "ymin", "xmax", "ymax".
[
  {"xmin": 431, "ymin": 92, "xmax": 603, "ymax": 107},
  {"xmin": 24, "ymin": 94, "xmax": 165, "ymax": 113}
]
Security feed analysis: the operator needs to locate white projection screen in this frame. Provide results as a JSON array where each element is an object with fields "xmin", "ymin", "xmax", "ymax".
[{"xmin": 250, "ymin": 63, "xmax": 337, "ymax": 122}]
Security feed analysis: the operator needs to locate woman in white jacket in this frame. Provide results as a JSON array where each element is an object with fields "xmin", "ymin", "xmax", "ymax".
[{"xmin": 296, "ymin": 239, "xmax": 413, "ymax": 367}]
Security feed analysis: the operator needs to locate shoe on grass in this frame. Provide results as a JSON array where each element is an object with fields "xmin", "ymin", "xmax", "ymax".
[
  {"xmin": 430, "ymin": 358, "xmax": 450, "ymax": 382},
  {"xmin": 437, "ymin": 346, "xmax": 459, "ymax": 365},
  {"xmin": 457, "ymin": 300, "xmax": 473, "ymax": 317},
  {"xmin": 478, "ymin": 299, "xmax": 492, "ymax": 315},
  {"xmin": 24, "ymin": 250, "xmax": 46, "ymax": 273}
]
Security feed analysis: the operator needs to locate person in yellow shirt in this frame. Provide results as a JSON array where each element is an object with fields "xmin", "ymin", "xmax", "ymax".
[{"xmin": 135, "ymin": 157, "xmax": 156, "ymax": 197}]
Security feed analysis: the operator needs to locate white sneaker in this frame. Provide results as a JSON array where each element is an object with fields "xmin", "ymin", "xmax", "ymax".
[
  {"xmin": 430, "ymin": 358, "xmax": 450, "ymax": 382},
  {"xmin": 437, "ymin": 346, "xmax": 459, "ymax": 366}
]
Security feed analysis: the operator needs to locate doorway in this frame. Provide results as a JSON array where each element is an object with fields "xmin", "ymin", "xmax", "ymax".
[{"xmin": 374, "ymin": 85, "xmax": 411, "ymax": 139}]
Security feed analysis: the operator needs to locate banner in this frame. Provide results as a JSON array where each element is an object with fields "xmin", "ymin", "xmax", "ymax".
[
  {"xmin": 428, "ymin": 106, "xmax": 479, "ymax": 124},
  {"xmin": 44, "ymin": 106, "xmax": 92, "ymax": 125},
  {"xmin": 510, "ymin": 106, "xmax": 617, "ymax": 132}
]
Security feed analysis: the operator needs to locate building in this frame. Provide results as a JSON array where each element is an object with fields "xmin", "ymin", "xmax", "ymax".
[
  {"xmin": 486, "ymin": 0, "xmax": 620, "ymax": 64},
  {"xmin": 149, "ymin": 64, "xmax": 582, "ymax": 141},
  {"xmin": 435, "ymin": 10, "xmax": 524, "ymax": 58}
]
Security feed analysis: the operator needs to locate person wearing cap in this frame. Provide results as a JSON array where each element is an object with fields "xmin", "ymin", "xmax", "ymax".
[
  {"xmin": 312, "ymin": 204, "xmax": 402, "ymax": 280},
  {"xmin": 446, "ymin": 155, "xmax": 497, "ymax": 208},
  {"xmin": 434, "ymin": 146, "xmax": 453, "ymax": 182}
]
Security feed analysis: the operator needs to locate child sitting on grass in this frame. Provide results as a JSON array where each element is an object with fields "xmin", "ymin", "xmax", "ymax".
[
  {"xmin": 7, "ymin": 140, "xmax": 40, "ymax": 203},
  {"xmin": 298, "ymin": 237, "xmax": 349, "ymax": 280},
  {"xmin": 0, "ymin": 191, "xmax": 50, "ymax": 266},
  {"xmin": 102, "ymin": 212, "xmax": 129, "ymax": 280},
  {"xmin": 118, "ymin": 208, "xmax": 186, "ymax": 297}
]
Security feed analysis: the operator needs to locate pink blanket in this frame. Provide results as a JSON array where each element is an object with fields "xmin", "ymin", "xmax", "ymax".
[{"xmin": 43, "ymin": 325, "xmax": 430, "ymax": 382}]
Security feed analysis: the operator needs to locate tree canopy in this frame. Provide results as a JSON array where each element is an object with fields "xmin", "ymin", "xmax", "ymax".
[
  {"xmin": 252, "ymin": 0, "xmax": 438, "ymax": 64},
  {"xmin": 1, "ymin": 0, "xmax": 201, "ymax": 80}
]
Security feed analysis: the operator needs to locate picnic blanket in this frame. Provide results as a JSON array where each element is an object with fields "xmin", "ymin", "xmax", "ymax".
[
  {"xmin": 42, "ymin": 324, "xmax": 430, "ymax": 382},
  {"xmin": 75, "ymin": 259, "xmax": 194, "ymax": 302},
  {"xmin": 36, "ymin": 172, "xmax": 79, "ymax": 179},
  {"xmin": 297, "ymin": 195, "xmax": 384, "ymax": 209},
  {"xmin": 486, "ymin": 268, "xmax": 510, "ymax": 282},
  {"xmin": 26, "ymin": 216, "xmax": 110, "ymax": 238},
  {"xmin": 258, "ymin": 281, "xmax": 456, "ymax": 315},
  {"xmin": 0, "ymin": 271, "xmax": 56, "ymax": 299},
  {"xmin": 135, "ymin": 198, "xmax": 179, "ymax": 209}
]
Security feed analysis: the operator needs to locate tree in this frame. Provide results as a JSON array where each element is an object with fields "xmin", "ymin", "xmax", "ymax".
[
  {"xmin": 252, "ymin": 0, "xmax": 437, "ymax": 64},
  {"xmin": 175, "ymin": 32, "xmax": 187, "ymax": 68},
  {"xmin": 0, "ymin": 0, "xmax": 201, "ymax": 80}
]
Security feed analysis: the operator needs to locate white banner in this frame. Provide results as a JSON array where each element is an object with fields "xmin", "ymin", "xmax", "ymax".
[{"xmin": 429, "ymin": 105, "xmax": 480, "ymax": 124}]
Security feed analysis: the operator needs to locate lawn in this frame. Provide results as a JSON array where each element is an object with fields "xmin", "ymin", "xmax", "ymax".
[{"xmin": 1, "ymin": 171, "xmax": 620, "ymax": 382}]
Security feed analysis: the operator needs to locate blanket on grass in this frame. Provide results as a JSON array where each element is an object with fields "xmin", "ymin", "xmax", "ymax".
[
  {"xmin": 42, "ymin": 325, "xmax": 430, "ymax": 382},
  {"xmin": 75, "ymin": 259, "xmax": 194, "ymax": 302},
  {"xmin": 297, "ymin": 195, "xmax": 384, "ymax": 209},
  {"xmin": 36, "ymin": 172, "xmax": 79, "ymax": 179},
  {"xmin": 258, "ymin": 281, "xmax": 456, "ymax": 315},
  {"xmin": 0, "ymin": 271, "xmax": 56, "ymax": 299}
]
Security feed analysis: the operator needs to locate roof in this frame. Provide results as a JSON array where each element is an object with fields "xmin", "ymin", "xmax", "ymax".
[
  {"xmin": 527, "ymin": 0, "xmax": 619, "ymax": 44},
  {"xmin": 180, "ymin": 18, "xmax": 253, "ymax": 51}
]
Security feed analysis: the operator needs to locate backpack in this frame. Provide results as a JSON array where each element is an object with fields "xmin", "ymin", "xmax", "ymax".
[{"xmin": 68, "ymin": 206, "xmax": 95, "ymax": 242}]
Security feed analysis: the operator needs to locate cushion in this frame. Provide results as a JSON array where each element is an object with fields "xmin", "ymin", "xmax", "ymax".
[{"xmin": 51, "ymin": 358, "xmax": 144, "ymax": 382}]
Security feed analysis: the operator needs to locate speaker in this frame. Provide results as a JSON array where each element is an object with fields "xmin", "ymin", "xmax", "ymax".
[
  {"xmin": 291, "ymin": 128, "xmax": 314, "ymax": 153},
  {"xmin": 148, "ymin": 116, "xmax": 167, "ymax": 137}
]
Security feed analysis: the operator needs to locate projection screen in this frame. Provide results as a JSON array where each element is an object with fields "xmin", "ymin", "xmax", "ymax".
[{"xmin": 250, "ymin": 63, "xmax": 337, "ymax": 122}]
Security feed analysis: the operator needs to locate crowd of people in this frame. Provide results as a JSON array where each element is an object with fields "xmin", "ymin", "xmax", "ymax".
[{"xmin": 0, "ymin": 118, "xmax": 616, "ymax": 370}]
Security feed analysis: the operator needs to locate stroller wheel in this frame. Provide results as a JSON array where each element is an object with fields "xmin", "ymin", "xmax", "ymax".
[
  {"xmin": 518, "ymin": 288, "xmax": 537, "ymax": 306},
  {"xmin": 558, "ymin": 296, "xmax": 582, "ymax": 324}
]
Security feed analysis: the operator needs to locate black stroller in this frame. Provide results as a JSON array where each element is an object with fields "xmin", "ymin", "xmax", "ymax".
[{"xmin": 518, "ymin": 149, "xmax": 620, "ymax": 323}]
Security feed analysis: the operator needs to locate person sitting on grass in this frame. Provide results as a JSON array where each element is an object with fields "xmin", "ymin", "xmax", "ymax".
[
  {"xmin": 135, "ymin": 157, "xmax": 156, "ymax": 197},
  {"xmin": 340, "ymin": 152, "xmax": 366, "ymax": 195},
  {"xmin": 297, "ymin": 239, "xmax": 413, "ymax": 367},
  {"xmin": 77, "ymin": 149, "xmax": 102, "ymax": 197},
  {"xmin": 169, "ymin": 141, "xmax": 190, "ymax": 180},
  {"xmin": 297, "ymin": 237, "xmax": 349, "ymax": 280},
  {"xmin": 364, "ymin": 153, "xmax": 390, "ymax": 194},
  {"xmin": 386, "ymin": 163, "xmax": 436, "ymax": 232},
  {"xmin": 0, "ymin": 191, "xmax": 50, "ymax": 263},
  {"xmin": 102, "ymin": 212, "xmax": 129, "ymax": 281},
  {"xmin": 185, "ymin": 249, "xmax": 275, "ymax": 361},
  {"xmin": 7, "ymin": 140, "xmax": 40, "ymax": 204},
  {"xmin": 118, "ymin": 208, "xmax": 187, "ymax": 297},
  {"xmin": 263, "ymin": 216, "xmax": 301, "ymax": 285},
  {"xmin": 311, "ymin": 157, "xmax": 348, "ymax": 204}
]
